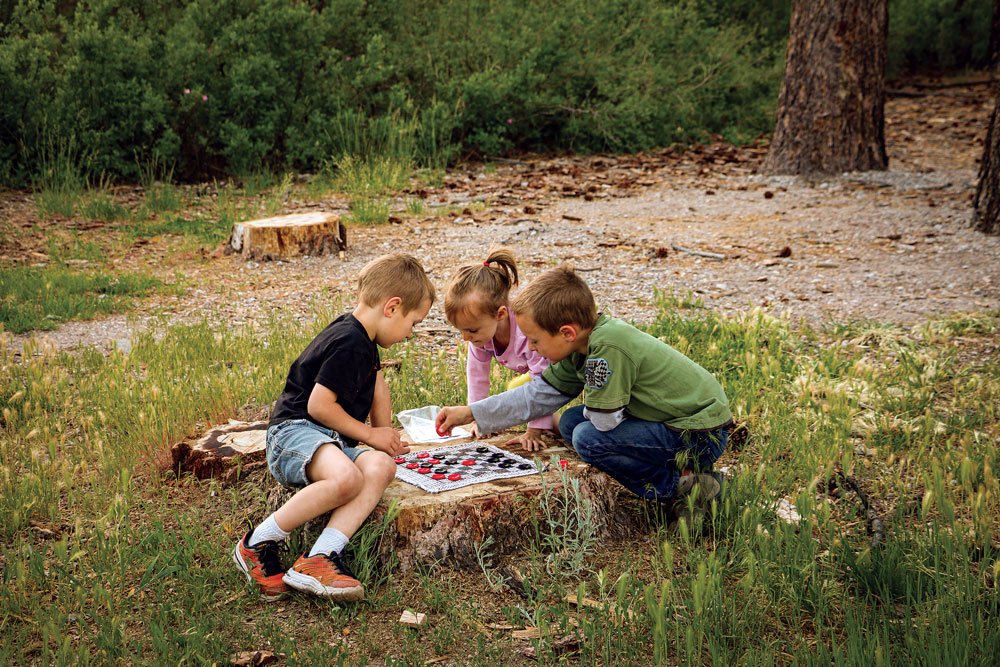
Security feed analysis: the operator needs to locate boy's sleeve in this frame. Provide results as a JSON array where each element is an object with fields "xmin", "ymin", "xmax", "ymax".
[
  {"xmin": 525, "ymin": 349, "xmax": 554, "ymax": 430},
  {"xmin": 541, "ymin": 358, "xmax": 585, "ymax": 396},
  {"xmin": 471, "ymin": 378, "xmax": 573, "ymax": 435},
  {"xmin": 466, "ymin": 343, "xmax": 493, "ymax": 404},
  {"xmin": 582, "ymin": 345, "xmax": 636, "ymax": 412}
]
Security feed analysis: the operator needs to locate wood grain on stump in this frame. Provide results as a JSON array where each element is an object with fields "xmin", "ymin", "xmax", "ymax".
[
  {"xmin": 170, "ymin": 420, "xmax": 268, "ymax": 484},
  {"xmin": 175, "ymin": 421, "xmax": 630, "ymax": 570},
  {"xmin": 228, "ymin": 212, "xmax": 347, "ymax": 260}
]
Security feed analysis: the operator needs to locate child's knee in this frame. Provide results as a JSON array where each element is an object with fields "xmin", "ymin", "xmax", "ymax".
[{"xmin": 362, "ymin": 451, "xmax": 397, "ymax": 487}]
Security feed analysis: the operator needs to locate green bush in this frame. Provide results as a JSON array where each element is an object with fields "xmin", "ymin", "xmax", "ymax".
[
  {"xmin": 0, "ymin": 0, "xmax": 990, "ymax": 186},
  {"xmin": 888, "ymin": 0, "xmax": 994, "ymax": 75}
]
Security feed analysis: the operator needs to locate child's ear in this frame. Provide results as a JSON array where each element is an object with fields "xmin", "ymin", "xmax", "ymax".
[
  {"xmin": 559, "ymin": 324, "xmax": 578, "ymax": 342},
  {"xmin": 383, "ymin": 296, "xmax": 403, "ymax": 317},
  {"xmin": 496, "ymin": 305, "xmax": 508, "ymax": 321}
]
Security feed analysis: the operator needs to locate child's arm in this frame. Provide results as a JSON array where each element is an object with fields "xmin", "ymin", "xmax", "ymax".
[
  {"xmin": 370, "ymin": 370, "xmax": 392, "ymax": 428},
  {"xmin": 308, "ymin": 382, "xmax": 408, "ymax": 455},
  {"xmin": 436, "ymin": 378, "xmax": 573, "ymax": 436},
  {"xmin": 522, "ymin": 349, "xmax": 555, "ymax": 436},
  {"xmin": 466, "ymin": 344, "xmax": 493, "ymax": 404}
]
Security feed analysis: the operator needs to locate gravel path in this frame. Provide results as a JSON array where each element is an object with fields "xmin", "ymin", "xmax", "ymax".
[{"xmin": 6, "ymin": 83, "xmax": 999, "ymax": 353}]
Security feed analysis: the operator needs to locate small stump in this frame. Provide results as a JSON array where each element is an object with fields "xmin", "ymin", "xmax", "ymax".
[
  {"xmin": 229, "ymin": 212, "xmax": 347, "ymax": 260},
  {"xmin": 171, "ymin": 420, "xmax": 268, "ymax": 483}
]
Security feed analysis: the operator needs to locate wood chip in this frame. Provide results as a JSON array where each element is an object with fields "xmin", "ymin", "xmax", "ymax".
[
  {"xmin": 512, "ymin": 627, "xmax": 542, "ymax": 640},
  {"xmin": 400, "ymin": 610, "xmax": 427, "ymax": 627}
]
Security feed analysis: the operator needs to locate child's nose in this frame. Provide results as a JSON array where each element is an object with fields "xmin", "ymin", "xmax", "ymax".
[{"xmin": 461, "ymin": 332, "xmax": 473, "ymax": 342}]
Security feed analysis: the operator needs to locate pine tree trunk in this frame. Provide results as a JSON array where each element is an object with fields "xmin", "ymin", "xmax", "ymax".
[
  {"xmin": 972, "ymin": 92, "xmax": 1000, "ymax": 235},
  {"xmin": 762, "ymin": 0, "xmax": 888, "ymax": 175},
  {"xmin": 989, "ymin": 0, "xmax": 1000, "ymax": 69}
]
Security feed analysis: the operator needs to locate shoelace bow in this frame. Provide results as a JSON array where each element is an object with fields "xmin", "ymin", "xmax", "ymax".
[{"xmin": 254, "ymin": 540, "xmax": 288, "ymax": 577}]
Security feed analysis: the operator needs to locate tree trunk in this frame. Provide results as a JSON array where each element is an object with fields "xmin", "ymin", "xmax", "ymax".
[
  {"xmin": 762, "ymin": 0, "xmax": 888, "ymax": 175},
  {"xmin": 972, "ymin": 92, "xmax": 1000, "ymax": 235}
]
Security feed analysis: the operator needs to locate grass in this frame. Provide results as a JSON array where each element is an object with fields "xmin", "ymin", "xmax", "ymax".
[
  {"xmin": 0, "ymin": 265, "xmax": 162, "ymax": 333},
  {"xmin": 1, "ymin": 294, "xmax": 996, "ymax": 663}
]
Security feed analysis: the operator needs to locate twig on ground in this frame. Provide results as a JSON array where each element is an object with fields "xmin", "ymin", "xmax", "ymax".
[
  {"xmin": 671, "ymin": 243, "xmax": 726, "ymax": 261},
  {"xmin": 835, "ymin": 470, "xmax": 886, "ymax": 548}
]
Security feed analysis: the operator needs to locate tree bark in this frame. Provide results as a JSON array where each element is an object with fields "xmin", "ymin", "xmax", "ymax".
[
  {"xmin": 973, "ymin": 3, "xmax": 1000, "ymax": 236},
  {"xmin": 762, "ymin": 0, "xmax": 888, "ymax": 175},
  {"xmin": 972, "ymin": 92, "xmax": 1000, "ymax": 235}
]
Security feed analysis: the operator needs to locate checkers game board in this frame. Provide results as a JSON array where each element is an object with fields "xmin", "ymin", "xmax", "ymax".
[{"xmin": 393, "ymin": 442, "xmax": 540, "ymax": 493}]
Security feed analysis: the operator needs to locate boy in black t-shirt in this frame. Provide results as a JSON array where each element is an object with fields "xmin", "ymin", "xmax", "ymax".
[{"xmin": 233, "ymin": 254, "xmax": 435, "ymax": 602}]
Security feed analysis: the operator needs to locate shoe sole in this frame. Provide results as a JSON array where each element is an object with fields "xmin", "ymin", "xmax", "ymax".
[
  {"xmin": 232, "ymin": 543, "xmax": 290, "ymax": 603},
  {"xmin": 282, "ymin": 568, "xmax": 365, "ymax": 602}
]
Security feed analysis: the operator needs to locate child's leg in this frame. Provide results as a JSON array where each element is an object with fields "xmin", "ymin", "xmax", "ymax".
[
  {"xmin": 566, "ymin": 415, "xmax": 691, "ymax": 501},
  {"xmin": 322, "ymin": 450, "xmax": 397, "ymax": 540},
  {"xmin": 282, "ymin": 448, "xmax": 395, "ymax": 601},
  {"xmin": 558, "ymin": 405, "xmax": 588, "ymax": 442},
  {"xmin": 272, "ymin": 443, "xmax": 365, "ymax": 531}
]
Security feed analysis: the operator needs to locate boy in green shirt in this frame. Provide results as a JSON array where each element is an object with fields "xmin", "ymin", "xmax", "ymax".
[{"xmin": 436, "ymin": 266, "xmax": 732, "ymax": 520}]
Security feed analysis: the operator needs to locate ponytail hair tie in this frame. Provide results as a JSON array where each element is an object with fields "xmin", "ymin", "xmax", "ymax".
[{"xmin": 483, "ymin": 261, "xmax": 490, "ymax": 267}]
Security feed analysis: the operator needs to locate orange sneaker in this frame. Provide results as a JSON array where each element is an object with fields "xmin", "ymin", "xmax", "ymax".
[
  {"xmin": 282, "ymin": 551, "xmax": 365, "ymax": 601},
  {"xmin": 232, "ymin": 530, "xmax": 292, "ymax": 602}
]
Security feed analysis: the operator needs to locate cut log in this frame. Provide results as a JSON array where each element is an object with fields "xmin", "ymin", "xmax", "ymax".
[
  {"xmin": 228, "ymin": 212, "xmax": 347, "ymax": 260},
  {"xmin": 170, "ymin": 420, "xmax": 268, "ymax": 483},
  {"xmin": 368, "ymin": 436, "xmax": 632, "ymax": 571},
  {"xmin": 178, "ymin": 421, "xmax": 640, "ymax": 570}
]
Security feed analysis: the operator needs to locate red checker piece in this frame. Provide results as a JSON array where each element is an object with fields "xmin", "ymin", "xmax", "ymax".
[
  {"xmin": 416, "ymin": 452, "xmax": 430, "ymax": 459},
  {"xmin": 432, "ymin": 473, "xmax": 446, "ymax": 480},
  {"xmin": 394, "ymin": 457, "xmax": 406, "ymax": 464},
  {"xmin": 418, "ymin": 467, "xmax": 432, "ymax": 474},
  {"xmin": 447, "ymin": 473, "xmax": 462, "ymax": 481},
  {"xmin": 406, "ymin": 463, "xmax": 420, "ymax": 469},
  {"xmin": 461, "ymin": 459, "xmax": 476, "ymax": 466},
  {"xmin": 428, "ymin": 459, "xmax": 441, "ymax": 465}
]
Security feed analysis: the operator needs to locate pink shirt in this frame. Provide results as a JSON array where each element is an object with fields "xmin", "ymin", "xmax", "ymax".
[{"xmin": 467, "ymin": 309, "xmax": 554, "ymax": 431}]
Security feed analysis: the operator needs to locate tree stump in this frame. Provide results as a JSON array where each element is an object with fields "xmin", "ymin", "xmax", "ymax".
[
  {"xmin": 228, "ymin": 212, "xmax": 347, "ymax": 260},
  {"xmin": 176, "ymin": 421, "xmax": 639, "ymax": 570},
  {"xmin": 170, "ymin": 420, "xmax": 268, "ymax": 484}
]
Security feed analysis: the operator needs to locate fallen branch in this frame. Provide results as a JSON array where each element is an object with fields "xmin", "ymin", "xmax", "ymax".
[
  {"xmin": 835, "ymin": 471, "xmax": 886, "ymax": 549},
  {"xmin": 671, "ymin": 243, "xmax": 726, "ymax": 261}
]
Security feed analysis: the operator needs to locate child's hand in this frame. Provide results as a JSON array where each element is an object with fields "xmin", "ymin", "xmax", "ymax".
[
  {"xmin": 506, "ymin": 427, "xmax": 547, "ymax": 452},
  {"xmin": 367, "ymin": 426, "xmax": 410, "ymax": 456},
  {"xmin": 470, "ymin": 422, "xmax": 482, "ymax": 439},
  {"xmin": 435, "ymin": 406, "xmax": 473, "ymax": 436}
]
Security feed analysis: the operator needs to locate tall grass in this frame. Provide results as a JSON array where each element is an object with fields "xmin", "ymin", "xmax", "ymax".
[
  {"xmin": 1, "ymin": 297, "xmax": 996, "ymax": 663},
  {"xmin": 0, "ymin": 266, "xmax": 162, "ymax": 334}
]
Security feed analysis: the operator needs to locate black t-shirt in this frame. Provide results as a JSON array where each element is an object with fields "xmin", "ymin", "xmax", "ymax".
[{"xmin": 269, "ymin": 312, "xmax": 381, "ymax": 444}]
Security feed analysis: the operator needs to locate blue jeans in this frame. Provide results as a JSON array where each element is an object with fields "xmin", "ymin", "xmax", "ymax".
[{"xmin": 558, "ymin": 406, "xmax": 728, "ymax": 501}]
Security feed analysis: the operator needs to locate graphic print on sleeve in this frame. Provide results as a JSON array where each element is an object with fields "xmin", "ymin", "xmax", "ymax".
[{"xmin": 584, "ymin": 358, "xmax": 612, "ymax": 390}]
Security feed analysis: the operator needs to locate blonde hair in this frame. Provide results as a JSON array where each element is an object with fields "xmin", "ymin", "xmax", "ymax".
[
  {"xmin": 512, "ymin": 266, "xmax": 597, "ymax": 334},
  {"xmin": 443, "ymin": 248, "xmax": 519, "ymax": 322},
  {"xmin": 357, "ymin": 253, "xmax": 435, "ymax": 312}
]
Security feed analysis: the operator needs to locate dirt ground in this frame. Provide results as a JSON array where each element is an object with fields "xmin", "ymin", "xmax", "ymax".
[{"xmin": 3, "ymin": 81, "xmax": 999, "ymax": 353}]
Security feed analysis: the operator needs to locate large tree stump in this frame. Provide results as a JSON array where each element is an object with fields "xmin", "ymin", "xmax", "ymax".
[
  {"xmin": 370, "ymin": 438, "xmax": 630, "ymax": 571},
  {"xmin": 176, "ymin": 421, "xmax": 637, "ymax": 570},
  {"xmin": 228, "ymin": 212, "xmax": 347, "ymax": 260}
]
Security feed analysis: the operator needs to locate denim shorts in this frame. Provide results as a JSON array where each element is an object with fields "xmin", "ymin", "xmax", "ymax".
[{"xmin": 266, "ymin": 419, "xmax": 370, "ymax": 488}]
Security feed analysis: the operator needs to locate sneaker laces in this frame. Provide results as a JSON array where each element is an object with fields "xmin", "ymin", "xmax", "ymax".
[
  {"xmin": 326, "ymin": 551, "xmax": 358, "ymax": 580},
  {"xmin": 253, "ymin": 539, "xmax": 288, "ymax": 577}
]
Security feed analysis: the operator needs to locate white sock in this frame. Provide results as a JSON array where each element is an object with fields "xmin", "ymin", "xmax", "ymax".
[
  {"xmin": 308, "ymin": 527, "xmax": 349, "ymax": 557},
  {"xmin": 248, "ymin": 514, "xmax": 290, "ymax": 546}
]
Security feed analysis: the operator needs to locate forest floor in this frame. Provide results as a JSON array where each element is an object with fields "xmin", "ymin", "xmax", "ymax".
[{"xmin": 2, "ymin": 79, "xmax": 999, "ymax": 353}]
